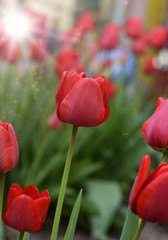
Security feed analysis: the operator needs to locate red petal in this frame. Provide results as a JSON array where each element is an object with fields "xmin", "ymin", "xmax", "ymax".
[
  {"xmin": 22, "ymin": 185, "xmax": 40, "ymax": 199},
  {"xmin": 6, "ymin": 184, "xmax": 22, "ymax": 209}
]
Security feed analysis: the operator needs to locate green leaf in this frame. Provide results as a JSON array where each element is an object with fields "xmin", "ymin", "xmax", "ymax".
[
  {"xmin": 85, "ymin": 180, "xmax": 123, "ymax": 240},
  {"xmin": 64, "ymin": 189, "xmax": 83, "ymax": 240},
  {"xmin": 120, "ymin": 207, "xmax": 139, "ymax": 240},
  {"xmin": 17, "ymin": 232, "xmax": 30, "ymax": 240}
]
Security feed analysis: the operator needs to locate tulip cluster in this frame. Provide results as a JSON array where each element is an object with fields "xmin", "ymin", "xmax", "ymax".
[{"xmin": 128, "ymin": 97, "xmax": 168, "ymax": 239}]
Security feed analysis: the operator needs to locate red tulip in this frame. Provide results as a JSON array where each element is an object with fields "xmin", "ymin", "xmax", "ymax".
[
  {"xmin": 132, "ymin": 37, "xmax": 147, "ymax": 55},
  {"xmin": 147, "ymin": 26, "xmax": 167, "ymax": 49},
  {"xmin": 100, "ymin": 24, "xmax": 120, "ymax": 50},
  {"xmin": 3, "ymin": 184, "xmax": 50, "ymax": 233},
  {"xmin": 143, "ymin": 57, "xmax": 155, "ymax": 74},
  {"xmin": 25, "ymin": 7, "xmax": 47, "ymax": 38},
  {"xmin": 1, "ymin": 42, "xmax": 20, "ymax": 64},
  {"xmin": 74, "ymin": 12, "xmax": 95, "ymax": 32},
  {"xmin": 142, "ymin": 97, "xmax": 168, "ymax": 152},
  {"xmin": 129, "ymin": 155, "xmax": 168, "ymax": 223},
  {"xmin": 29, "ymin": 39, "xmax": 48, "ymax": 62},
  {"xmin": 56, "ymin": 71, "xmax": 110, "ymax": 127},
  {"xmin": 54, "ymin": 48, "xmax": 85, "ymax": 76},
  {"xmin": 0, "ymin": 121, "xmax": 19, "ymax": 173},
  {"xmin": 47, "ymin": 111, "xmax": 63, "ymax": 129},
  {"xmin": 125, "ymin": 18, "xmax": 144, "ymax": 39},
  {"xmin": 106, "ymin": 79, "xmax": 117, "ymax": 99}
]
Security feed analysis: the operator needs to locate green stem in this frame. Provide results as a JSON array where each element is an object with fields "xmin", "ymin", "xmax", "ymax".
[
  {"xmin": 50, "ymin": 125, "xmax": 78, "ymax": 240},
  {"xmin": 17, "ymin": 232, "xmax": 25, "ymax": 240},
  {"xmin": 133, "ymin": 219, "xmax": 145, "ymax": 240},
  {"xmin": 0, "ymin": 173, "xmax": 5, "ymax": 222},
  {"xmin": 160, "ymin": 152, "xmax": 168, "ymax": 163}
]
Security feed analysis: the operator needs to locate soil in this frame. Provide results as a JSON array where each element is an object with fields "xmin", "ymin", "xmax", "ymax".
[{"xmin": 5, "ymin": 219, "xmax": 168, "ymax": 240}]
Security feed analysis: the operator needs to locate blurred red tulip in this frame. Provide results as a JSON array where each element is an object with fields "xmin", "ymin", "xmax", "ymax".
[
  {"xmin": 29, "ymin": 39, "xmax": 48, "ymax": 62},
  {"xmin": 129, "ymin": 155, "xmax": 168, "ymax": 223},
  {"xmin": 143, "ymin": 57, "xmax": 155, "ymax": 74},
  {"xmin": 100, "ymin": 24, "xmax": 120, "ymax": 50},
  {"xmin": 25, "ymin": 7, "xmax": 47, "ymax": 38},
  {"xmin": 54, "ymin": 48, "xmax": 85, "ymax": 76},
  {"xmin": 3, "ymin": 184, "xmax": 50, "ymax": 232},
  {"xmin": 132, "ymin": 36, "xmax": 147, "ymax": 55},
  {"xmin": 47, "ymin": 111, "xmax": 63, "ymax": 129},
  {"xmin": 147, "ymin": 26, "xmax": 167, "ymax": 49},
  {"xmin": 142, "ymin": 97, "xmax": 168, "ymax": 152},
  {"xmin": 106, "ymin": 79, "xmax": 117, "ymax": 99},
  {"xmin": 0, "ymin": 121, "xmax": 19, "ymax": 173},
  {"xmin": 125, "ymin": 18, "xmax": 144, "ymax": 39},
  {"xmin": 75, "ymin": 12, "xmax": 95, "ymax": 32},
  {"xmin": 56, "ymin": 71, "xmax": 110, "ymax": 127},
  {"xmin": 1, "ymin": 42, "xmax": 20, "ymax": 64}
]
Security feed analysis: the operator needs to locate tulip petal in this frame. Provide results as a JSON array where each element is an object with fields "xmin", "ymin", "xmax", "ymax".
[
  {"xmin": 155, "ymin": 97, "xmax": 164, "ymax": 110},
  {"xmin": 0, "ymin": 126, "xmax": 14, "ymax": 172},
  {"xmin": 59, "ymin": 78, "xmax": 105, "ymax": 127},
  {"xmin": 129, "ymin": 155, "xmax": 150, "ymax": 212},
  {"xmin": 6, "ymin": 184, "xmax": 22, "ymax": 209},
  {"xmin": 136, "ymin": 172, "xmax": 168, "ymax": 223},
  {"xmin": 8, "ymin": 124, "xmax": 19, "ymax": 169},
  {"xmin": 23, "ymin": 185, "xmax": 40, "ymax": 199},
  {"xmin": 3, "ymin": 195, "xmax": 43, "ymax": 232}
]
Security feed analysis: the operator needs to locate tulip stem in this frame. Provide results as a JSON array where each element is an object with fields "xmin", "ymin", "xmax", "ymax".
[
  {"xmin": 133, "ymin": 219, "xmax": 145, "ymax": 240},
  {"xmin": 17, "ymin": 232, "xmax": 25, "ymax": 240},
  {"xmin": 0, "ymin": 173, "xmax": 5, "ymax": 222},
  {"xmin": 161, "ymin": 153, "xmax": 168, "ymax": 163},
  {"xmin": 50, "ymin": 125, "xmax": 78, "ymax": 240}
]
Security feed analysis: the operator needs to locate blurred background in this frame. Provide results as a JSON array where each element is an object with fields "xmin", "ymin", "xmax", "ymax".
[{"xmin": 0, "ymin": 0, "xmax": 168, "ymax": 239}]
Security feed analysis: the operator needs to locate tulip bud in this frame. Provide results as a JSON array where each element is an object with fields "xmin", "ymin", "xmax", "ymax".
[{"xmin": 0, "ymin": 121, "xmax": 19, "ymax": 173}]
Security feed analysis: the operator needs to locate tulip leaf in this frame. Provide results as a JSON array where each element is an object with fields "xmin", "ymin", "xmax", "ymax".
[
  {"xmin": 120, "ymin": 207, "xmax": 139, "ymax": 240},
  {"xmin": 17, "ymin": 232, "xmax": 30, "ymax": 240},
  {"xmin": 85, "ymin": 180, "xmax": 123, "ymax": 240},
  {"xmin": 64, "ymin": 189, "xmax": 83, "ymax": 240}
]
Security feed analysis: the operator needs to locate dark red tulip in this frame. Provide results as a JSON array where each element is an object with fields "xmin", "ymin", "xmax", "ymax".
[
  {"xmin": 54, "ymin": 48, "xmax": 85, "ymax": 76},
  {"xmin": 147, "ymin": 26, "xmax": 167, "ymax": 49},
  {"xmin": 3, "ymin": 184, "xmax": 50, "ymax": 233},
  {"xmin": 132, "ymin": 36, "xmax": 147, "ymax": 55},
  {"xmin": 56, "ymin": 71, "xmax": 110, "ymax": 127},
  {"xmin": 100, "ymin": 24, "xmax": 120, "ymax": 50},
  {"xmin": 75, "ymin": 12, "xmax": 95, "ymax": 32},
  {"xmin": 29, "ymin": 39, "xmax": 48, "ymax": 62},
  {"xmin": 0, "ymin": 121, "xmax": 19, "ymax": 173},
  {"xmin": 130, "ymin": 155, "xmax": 168, "ymax": 223},
  {"xmin": 142, "ymin": 97, "xmax": 168, "ymax": 152},
  {"xmin": 47, "ymin": 111, "xmax": 63, "ymax": 129},
  {"xmin": 125, "ymin": 18, "xmax": 144, "ymax": 39}
]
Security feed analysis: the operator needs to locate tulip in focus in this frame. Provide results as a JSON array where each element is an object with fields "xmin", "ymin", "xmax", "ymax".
[
  {"xmin": 129, "ymin": 155, "xmax": 168, "ymax": 223},
  {"xmin": 100, "ymin": 24, "xmax": 120, "ymax": 50},
  {"xmin": 125, "ymin": 18, "xmax": 144, "ymax": 39},
  {"xmin": 142, "ymin": 97, "xmax": 168, "ymax": 152},
  {"xmin": 147, "ymin": 26, "xmax": 167, "ymax": 49},
  {"xmin": 0, "ymin": 121, "xmax": 19, "ymax": 173},
  {"xmin": 3, "ymin": 184, "xmax": 50, "ymax": 233},
  {"xmin": 56, "ymin": 71, "xmax": 110, "ymax": 127},
  {"xmin": 54, "ymin": 48, "xmax": 85, "ymax": 76},
  {"xmin": 29, "ymin": 39, "xmax": 48, "ymax": 62},
  {"xmin": 47, "ymin": 111, "xmax": 63, "ymax": 129}
]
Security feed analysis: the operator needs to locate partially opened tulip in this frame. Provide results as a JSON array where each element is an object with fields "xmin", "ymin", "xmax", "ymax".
[
  {"xmin": 132, "ymin": 37, "xmax": 147, "ymax": 55},
  {"xmin": 142, "ymin": 97, "xmax": 168, "ymax": 152},
  {"xmin": 106, "ymin": 79, "xmax": 117, "ymax": 99},
  {"xmin": 74, "ymin": 12, "xmax": 95, "ymax": 32},
  {"xmin": 0, "ymin": 121, "xmax": 19, "ymax": 173},
  {"xmin": 56, "ymin": 71, "xmax": 110, "ymax": 127},
  {"xmin": 3, "ymin": 184, "xmax": 50, "ymax": 233},
  {"xmin": 129, "ymin": 154, "xmax": 168, "ymax": 223},
  {"xmin": 29, "ymin": 39, "xmax": 48, "ymax": 62},
  {"xmin": 1, "ymin": 42, "xmax": 20, "ymax": 64}
]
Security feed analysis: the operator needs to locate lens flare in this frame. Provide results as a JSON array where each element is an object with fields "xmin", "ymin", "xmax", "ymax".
[{"xmin": 3, "ymin": 11, "xmax": 32, "ymax": 42}]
